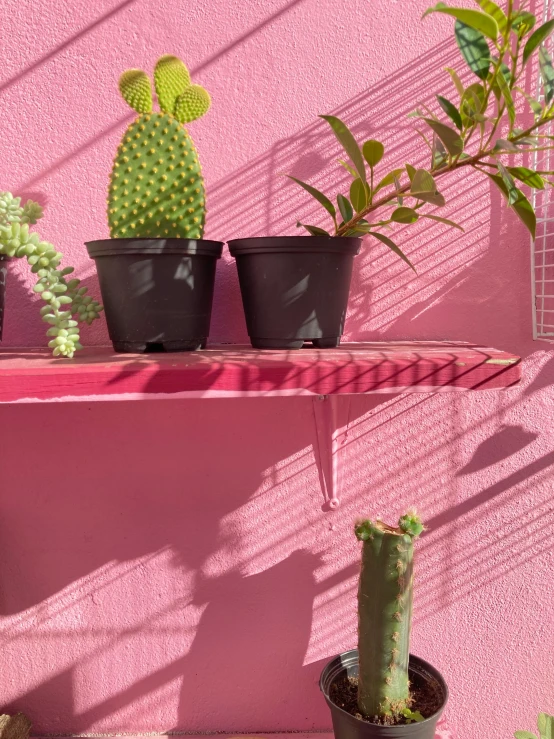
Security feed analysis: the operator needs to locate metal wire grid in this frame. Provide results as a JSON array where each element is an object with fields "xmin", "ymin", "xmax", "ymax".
[{"xmin": 532, "ymin": 0, "xmax": 554, "ymax": 338}]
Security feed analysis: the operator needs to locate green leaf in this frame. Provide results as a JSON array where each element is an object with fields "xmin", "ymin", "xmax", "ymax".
[
  {"xmin": 369, "ymin": 231, "xmax": 416, "ymax": 272},
  {"xmin": 350, "ymin": 178, "xmax": 369, "ymax": 212},
  {"xmin": 445, "ymin": 66, "xmax": 465, "ymax": 97},
  {"xmin": 455, "ymin": 20, "xmax": 491, "ymax": 80},
  {"xmin": 392, "ymin": 206, "xmax": 419, "ymax": 224},
  {"xmin": 421, "ymin": 213, "xmax": 465, "ymax": 231},
  {"xmin": 539, "ymin": 46, "xmax": 554, "ymax": 104},
  {"xmin": 287, "ymin": 176, "xmax": 336, "ymax": 224},
  {"xmin": 514, "ymin": 733, "xmax": 537, "ymax": 739},
  {"xmin": 515, "ymin": 87, "xmax": 544, "ymax": 118},
  {"xmin": 374, "ymin": 168, "xmax": 405, "ymax": 193},
  {"xmin": 523, "ymin": 20, "xmax": 554, "ymax": 66},
  {"xmin": 338, "ymin": 159, "xmax": 358, "ymax": 178},
  {"xmin": 362, "ymin": 140, "xmax": 385, "ymax": 167},
  {"xmin": 493, "ymin": 138, "xmax": 519, "ymax": 152},
  {"xmin": 512, "ymin": 12, "xmax": 536, "ymax": 35},
  {"xmin": 473, "ymin": 0, "xmax": 507, "ymax": 34},
  {"xmin": 437, "ymin": 95, "xmax": 463, "ymax": 130},
  {"xmin": 538, "ymin": 713, "xmax": 554, "ymax": 739},
  {"xmin": 423, "ymin": 4, "xmax": 498, "ymax": 39},
  {"xmin": 410, "ymin": 169, "xmax": 445, "ymax": 206},
  {"xmin": 460, "ymin": 82, "xmax": 486, "ymax": 125},
  {"xmin": 320, "ymin": 115, "xmax": 366, "ymax": 182},
  {"xmin": 394, "ymin": 176, "xmax": 404, "ymax": 205},
  {"xmin": 337, "ymin": 194, "xmax": 354, "ymax": 223},
  {"xmin": 406, "ymin": 163, "xmax": 417, "ymax": 182},
  {"xmin": 411, "ymin": 168, "xmax": 436, "ymax": 192},
  {"xmin": 296, "ymin": 221, "xmax": 330, "ymax": 236},
  {"xmin": 507, "ymin": 167, "xmax": 545, "ymax": 189},
  {"xmin": 497, "ymin": 161, "xmax": 519, "ymax": 204},
  {"xmin": 496, "ymin": 69, "xmax": 515, "ymax": 130},
  {"xmin": 486, "ymin": 173, "xmax": 536, "ymax": 237},
  {"xmin": 432, "ymin": 135, "xmax": 448, "ymax": 168},
  {"xmin": 423, "ymin": 118, "xmax": 464, "ymax": 156}
]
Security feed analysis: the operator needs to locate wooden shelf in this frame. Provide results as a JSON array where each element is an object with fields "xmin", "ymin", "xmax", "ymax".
[{"xmin": 0, "ymin": 342, "xmax": 521, "ymax": 403}]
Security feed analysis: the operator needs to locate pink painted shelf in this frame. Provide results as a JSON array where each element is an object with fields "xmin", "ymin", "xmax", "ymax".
[{"xmin": 0, "ymin": 342, "xmax": 521, "ymax": 402}]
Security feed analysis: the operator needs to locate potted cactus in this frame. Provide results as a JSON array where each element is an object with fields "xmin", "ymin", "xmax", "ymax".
[
  {"xmin": 86, "ymin": 56, "xmax": 223, "ymax": 353},
  {"xmin": 319, "ymin": 512, "xmax": 448, "ymax": 739},
  {"xmin": 230, "ymin": 0, "xmax": 554, "ymax": 349},
  {"xmin": 0, "ymin": 191, "xmax": 102, "ymax": 356}
]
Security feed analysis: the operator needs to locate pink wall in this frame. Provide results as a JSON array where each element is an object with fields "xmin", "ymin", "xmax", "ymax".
[{"xmin": 1, "ymin": 0, "xmax": 554, "ymax": 738}]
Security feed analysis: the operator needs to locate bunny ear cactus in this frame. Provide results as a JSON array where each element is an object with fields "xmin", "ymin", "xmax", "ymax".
[
  {"xmin": 0, "ymin": 192, "xmax": 103, "ymax": 358},
  {"xmin": 516, "ymin": 713, "xmax": 554, "ymax": 739},
  {"xmin": 109, "ymin": 55, "xmax": 211, "ymax": 240},
  {"xmin": 355, "ymin": 511, "xmax": 424, "ymax": 720}
]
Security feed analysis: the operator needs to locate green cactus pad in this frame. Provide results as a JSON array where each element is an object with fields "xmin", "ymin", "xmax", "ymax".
[
  {"xmin": 154, "ymin": 55, "xmax": 191, "ymax": 114},
  {"xmin": 118, "ymin": 70, "xmax": 153, "ymax": 113},
  {"xmin": 108, "ymin": 112, "xmax": 205, "ymax": 239},
  {"xmin": 174, "ymin": 85, "xmax": 211, "ymax": 123}
]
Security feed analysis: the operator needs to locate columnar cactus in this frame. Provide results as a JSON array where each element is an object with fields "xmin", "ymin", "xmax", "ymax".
[
  {"xmin": 108, "ymin": 55, "xmax": 210, "ymax": 239},
  {"xmin": 0, "ymin": 192, "xmax": 103, "ymax": 357},
  {"xmin": 355, "ymin": 511, "xmax": 424, "ymax": 720}
]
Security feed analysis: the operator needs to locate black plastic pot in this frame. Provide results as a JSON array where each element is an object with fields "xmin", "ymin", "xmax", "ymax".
[
  {"xmin": 320, "ymin": 650, "xmax": 448, "ymax": 739},
  {"xmin": 0, "ymin": 255, "xmax": 7, "ymax": 341},
  {"xmin": 86, "ymin": 238, "xmax": 223, "ymax": 353},
  {"xmin": 227, "ymin": 236, "xmax": 360, "ymax": 349}
]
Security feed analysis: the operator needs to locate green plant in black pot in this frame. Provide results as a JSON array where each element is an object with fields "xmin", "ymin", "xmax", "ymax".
[
  {"xmin": 230, "ymin": 0, "xmax": 554, "ymax": 350},
  {"xmin": 515, "ymin": 713, "xmax": 554, "ymax": 739},
  {"xmin": 0, "ymin": 192, "xmax": 102, "ymax": 357},
  {"xmin": 86, "ymin": 55, "xmax": 223, "ymax": 353},
  {"xmin": 320, "ymin": 512, "xmax": 448, "ymax": 739}
]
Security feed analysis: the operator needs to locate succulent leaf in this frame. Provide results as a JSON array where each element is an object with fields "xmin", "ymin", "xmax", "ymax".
[
  {"xmin": 154, "ymin": 55, "xmax": 191, "ymax": 114},
  {"xmin": 174, "ymin": 85, "xmax": 211, "ymax": 123},
  {"xmin": 119, "ymin": 70, "xmax": 153, "ymax": 113}
]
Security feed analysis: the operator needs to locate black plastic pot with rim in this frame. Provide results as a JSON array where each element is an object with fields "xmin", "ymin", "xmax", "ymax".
[
  {"xmin": 86, "ymin": 238, "xmax": 223, "ymax": 353},
  {"xmin": 0, "ymin": 255, "xmax": 8, "ymax": 342},
  {"xmin": 320, "ymin": 650, "xmax": 448, "ymax": 739},
  {"xmin": 227, "ymin": 236, "xmax": 361, "ymax": 349}
]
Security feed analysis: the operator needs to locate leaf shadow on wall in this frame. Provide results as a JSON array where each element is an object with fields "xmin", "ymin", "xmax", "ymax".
[{"xmin": 0, "ymin": 394, "xmax": 381, "ymax": 733}]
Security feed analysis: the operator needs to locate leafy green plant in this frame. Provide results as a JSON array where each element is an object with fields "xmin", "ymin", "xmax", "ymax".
[
  {"xmin": 109, "ymin": 55, "xmax": 210, "ymax": 239},
  {"xmin": 0, "ymin": 192, "xmax": 102, "ymax": 357},
  {"xmin": 515, "ymin": 712, "xmax": 554, "ymax": 739},
  {"xmin": 289, "ymin": 1, "xmax": 554, "ymax": 270},
  {"xmin": 354, "ymin": 511, "xmax": 424, "ymax": 721}
]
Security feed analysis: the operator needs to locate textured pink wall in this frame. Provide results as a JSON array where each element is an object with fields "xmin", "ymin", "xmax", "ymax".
[{"xmin": 1, "ymin": 0, "xmax": 554, "ymax": 738}]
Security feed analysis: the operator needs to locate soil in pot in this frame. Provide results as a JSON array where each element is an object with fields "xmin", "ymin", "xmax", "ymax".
[
  {"xmin": 86, "ymin": 238, "xmax": 223, "ymax": 353},
  {"xmin": 329, "ymin": 669, "xmax": 443, "ymax": 727},
  {"xmin": 228, "ymin": 236, "xmax": 361, "ymax": 350},
  {"xmin": 321, "ymin": 650, "xmax": 448, "ymax": 739}
]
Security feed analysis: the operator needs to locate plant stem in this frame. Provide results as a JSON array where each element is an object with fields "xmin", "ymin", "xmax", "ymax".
[{"xmin": 336, "ymin": 113, "xmax": 554, "ymax": 236}]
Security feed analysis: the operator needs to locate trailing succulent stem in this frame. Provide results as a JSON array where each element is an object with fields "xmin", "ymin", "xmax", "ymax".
[
  {"xmin": 0, "ymin": 193, "xmax": 103, "ymax": 358},
  {"xmin": 289, "ymin": 1, "xmax": 554, "ymax": 270},
  {"xmin": 109, "ymin": 56, "xmax": 210, "ymax": 239},
  {"xmin": 355, "ymin": 512, "xmax": 424, "ymax": 720}
]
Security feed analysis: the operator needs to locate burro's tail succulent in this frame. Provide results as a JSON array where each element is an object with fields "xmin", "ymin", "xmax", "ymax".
[
  {"xmin": 109, "ymin": 55, "xmax": 211, "ymax": 239},
  {"xmin": 0, "ymin": 192, "xmax": 103, "ymax": 358},
  {"xmin": 355, "ymin": 511, "xmax": 424, "ymax": 720}
]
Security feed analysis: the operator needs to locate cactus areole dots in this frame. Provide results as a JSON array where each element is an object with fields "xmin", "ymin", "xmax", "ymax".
[
  {"xmin": 109, "ymin": 55, "xmax": 210, "ymax": 240},
  {"xmin": 354, "ymin": 512, "xmax": 424, "ymax": 720}
]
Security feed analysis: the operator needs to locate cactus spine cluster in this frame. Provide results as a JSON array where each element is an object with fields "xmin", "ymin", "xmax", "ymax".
[
  {"xmin": 355, "ymin": 511, "xmax": 424, "ymax": 720},
  {"xmin": 108, "ymin": 56, "xmax": 211, "ymax": 240},
  {"xmin": 0, "ymin": 192, "xmax": 103, "ymax": 357}
]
